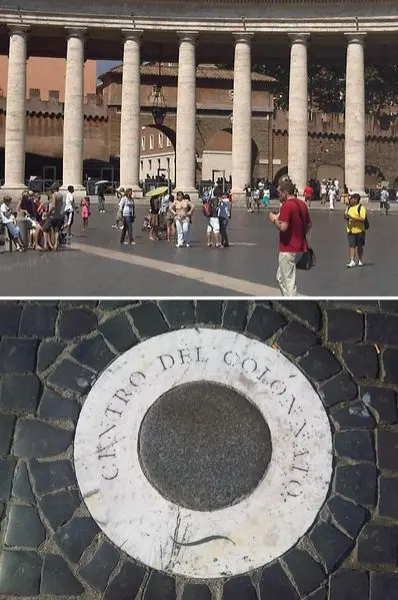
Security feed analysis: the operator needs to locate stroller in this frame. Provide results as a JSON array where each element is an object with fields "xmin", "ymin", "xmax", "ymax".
[{"xmin": 141, "ymin": 215, "xmax": 151, "ymax": 232}]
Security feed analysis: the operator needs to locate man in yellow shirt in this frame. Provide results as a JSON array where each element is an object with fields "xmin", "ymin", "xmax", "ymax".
[{"xmin": 344, "ymin": 193, "xmax": 368, "ymax": 268}]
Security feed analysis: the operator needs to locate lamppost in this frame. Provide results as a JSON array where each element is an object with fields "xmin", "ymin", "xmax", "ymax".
[{"xmin": 158, "ymin": 167, "xmax": 171, "ymax": 195}]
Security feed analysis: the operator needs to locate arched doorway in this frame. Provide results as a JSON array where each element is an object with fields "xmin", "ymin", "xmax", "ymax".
[
  {"xmin": 140, "ymin": 124, "xmax": 176, "ymax": 185},
  {"xmin": 365, "ymin": 164, "xmax": 385, "ymax": 188},
  {"xmin": 316, "ymin": 164, "xmax": 344, "ymax": 184},
  {"xmin": 273, "ymin": 166, "xmax": 288, "ymax": 185},
  {"xmin": 201, "ymin": 128, "xmax": 258, "ymax": 184}
]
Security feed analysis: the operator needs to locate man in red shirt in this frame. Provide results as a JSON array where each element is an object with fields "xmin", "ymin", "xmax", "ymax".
[
  {"xmin": 303, "ymin": 181, "xmax": 313, "ymax": 207},
  {"xmin": 269, "ymin": 179, "xmax": 312, "ymax": 296}
]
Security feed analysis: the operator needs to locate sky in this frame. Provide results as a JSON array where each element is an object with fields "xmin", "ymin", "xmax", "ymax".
[{"xmin": 97, "ymin": 60, "xmax": 119, "ymax": 79}]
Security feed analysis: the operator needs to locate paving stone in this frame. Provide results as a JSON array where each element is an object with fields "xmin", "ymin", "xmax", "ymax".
[
  {"xmin": 78, "ymin": 540, "xmax": 120, "ymax": 592},
  {"xmin": 5, "ymin": 505, "xmax": 46, "ymax": 548},
  {"xmin": 259, "ymin": 561, "xmax": 298, "ymax": 599},
  {"xmin": 38, "ymin": 489, "xmax": 82, "ymax": 530},
  {"xmin": 99, "ymin": 300, "xmax": 135, "ymax": 310},
  {"xmin": 327, "ymin": 495, "xmax": 368, "ymax": 538},
  {"xmin": 319, "ymin": 371, "xmax": 358, "ymax": 408},
  {"xmin": 47, "ymin": 358, "xmax": 96, "ymax": 394},
  {"xmin": 367, "ymin": 312, "xmax": 398, "ymax": 345},
  {"xmin": 246, "ymin": 305, "xmax": 286, "ymax": 341},
  {"xmin": 0, "ymin": 374, "xmax": 41, "ymax": 412},
  {"xmin": 222, "ymin": 575, "xmax": 257, "ymax": 599},
  {"xmin": 329, "ymin": 569, "xmax": 369, "ymax": 600},
  {"xmin": 358, "ymin": 523, "xmax": 398, "ymax": 565},
  {"xmin": 283, "ymin": 548, "xmax": 326, "ymax": 596},
  {"xmin": 334, "ymin": 430, "xmax": 375, "ymax": 462},
  {"xmin": 306, "ymin": 589, "xmax": 327, "ymax": 600},
  {"xmin": 222, "ymin": 300, "xmax": 249, "ymax": 332},
  {"xmin": 377, "ymin": 430, "xmax": 398, "ymax": 471},
  {"xmin": 309, "ymin": 521, "xmax": 353, "ymax": 572},
  {"xmin": 182, "ymin": 583, "xmax": 212, "ymax": 600},
  {"xmin": 299, "ymin": 346, "xmax": 341, "ymax": 382},
  {"xmin": 327, "ymin": 309, "xmax": 364, "ymax": 342},
  {"xmin": 0, "ymin": 550, "xmax": 42, "ymax": 595},
  {"xmin": 12, "ymin": 461, "xmax": 35, "ymax": 503},
  {"xmin": 370, "ymin": 572, "xmax": 398, "ymax": 600},
  {"xmin": 37, "ymin": 340, "xmax": 66, "ymax": 372},
  {"xmin": 196, "ymin": 300, "xmax": 223, "ymax": 325},
  {"xmin": 276, "ymin": 320, "xmax": 318, "ymax": 357},
  {"xmin": 38, "ymin": 387, "xmax": 80, "ymax": 422},
  {"xmin": 104, "ymin": 561, "xmax": 146, "ymax": 600},
  {"xmin": 0, "ymin": 414, "xmax": 16, "ymax": 455},
  {"xmin": 54, "ymin": 517, "xmax": 99, "ymax": 563},
  {"xmin": 379, "ymin": 477, "xmax": 398, "ymax": 519},
  {"xmin": 360, "ymin": 386, "xmax": 397, "ymax": 424},
  {"xmin": 19, "ymin": 303, "xmax": 58, "ymax": 337},
  {"xmin": 159, "ymin": 300, "xmax": 196, "ymax": 328},
  {"xmin": 0, "ymin": 458, "xmax": 16, "ymax": 500},
  {"xmin": 279, "ymin": 300, "xmax": 321, "ymax": 330},
  {"xmin": 41, "ymin": 554, "xmax": 84, "ymax": 595},
  {"xmin": 29, "ymin": 459, "xmax": 77, "ymax": 496},
  {"xmin": 331, "ymin": 400, "xmax": 376, "ymax": 430},
  {"xmin": 378, "ymin": 301, "xmax": 398, "ymax": 313},
  {"xmin": 342, "ymin": 343, "xmax": 379, "ymax": 379},
  {"xmin": 383, "ymin": 348, "xmax": 398, "ymax": 384},
  {"xmin": 58, "ymin": 307, "xmax": 98, "ymax": 339},
  {"xmin": 143, "ymin": 571, "xmax": 176, "ymax": 600},
  {"xmin": 128, "ymin": 302, "xmax": 169, "ymax": 338},
  {"xmin": 334, "ymin": 463, "xmax": 377, "ymax": 506},
  {"xmin": 99, "ymin": 312, "xmax": 138, "ymax": 353},
  {"xmin": 71, "ymin": 334, "xmax": 116, "ymax": 373},
  {"xmin": 14, "ymin": 419, "xmax": 73, "ymax": 458},
  {"xmin": 0, "ymin": 337, "xmax": 38, "ymax": 374},
  {"xmin": 0, "ymin": 303, "xmax": 22, "ymax": 336}
]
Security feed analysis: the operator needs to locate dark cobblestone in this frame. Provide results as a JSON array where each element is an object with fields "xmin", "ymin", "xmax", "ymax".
[
  {"xmin": 342, "ymin": 343, "xmax": 379, "ymax": 379},
  {"xmin": 38, "ymin": 387, "xmax": 80, "ymax": 422},
  {"xmin": 327, "ymin": 495, "xmax": 368, "ymax": 538},
  {"xmin": 182, "ymin": 583, "xmax": 212, "ymax": 600},
  {"xmin": 60, "ymin": 300, "xmax": 98, "ymax": 308},
  {"xmin": 98, "ymin": 300, "xmax": 135, "ymax": 310},
  {"xmin": 12, "ymin": 461, "xmax": 34, "ymax": 503},
  {"xmin": 0, "ymin": 337, "xmax": 38, "ymax": 374},
  {"xmin": 143, "ymin": 571, "xmax": 176, "ymax": 600},
  {"xmin": 0, "ymin": 414, "xmax": 16, "ymax": 455},
  {"xmin": 276, "ymin": 320, "xmax": 318, "ymax": 357},
  {"xmin": 159, "ymin": 300, "xmax": 196, "ymax": 328},
  {"xmin": 14, "ymin": 419, "xmax": 73, "ymax": 458},
  {"xmin": 0, "ymin": 550, "xmax": 42, "ymax": 595},
  {"xmin": 370, "ymin": 572, "xmax": 398, "ymax": 600},
  {"xmin": 19, "ymin": 303, "xmax": 58, "ymax": 338},
  {"xmin": 5, "ymin": 505, "xmax": 46, "ymax": 548},
  {"xmin": 47, "ymin": 358, "xmax": 96, "ymax": 394},
  {"xmin": 53, "ymin": 517, "xmax": 99, "ymax": 563},
  {"xmin": 38, "ymin": 489, "xmax": 82, "ymax": 530},
  {"xmin": 280, "ymin": 300, "xmax": 321, "ymax": 330},
  {"xmin": 98, "ymin": 312, "xmax": 138, "ymax": 353},
  {"xmin": 327, "ymin": 309, "xmax": 364, "ymax": 342},
  {"xmin": 196, "ymin": 300, "xmax": 223, "ymax": 325},
  {"xmin": 103, "ymin": 561, "xmax": 146, "ymax": 600},
  {"xmin": 382, "ymin": 348, "xmax": 398, "ymax": 384},
  {"xmin": 0, "ymin": 374, "xmax": 40, "ymax": 412},
  {"xmin": 334, "ymin": 430, "xmax": 375, "ymax": 462},
  {"xmin": 222, "ymin": 575, "xmax": 257, "ymax": 600},
  {"xmin": 329, "ymin": 569, "xmax": 369, "ymax": 600},
  {"xmin": 37, "ymin": 340, "xmax": 66, "ymax": 372},
  {"xmin": 299, "ymin": 346, "xmax": 341, "ymax": 382},
  {"xmin": 0, "ymin": 303, "xmax": 22, "ymax": 336},
  {"xmin": 331, "ymin": 400, "xmax": 376, "ymax": 430},
  {"xmin": 71, "ymin": 334, "xmax": 116, "ymax": 373},
  {"xmin": 367, "ymin": 312, "xmax": 398, "ymax": 345},
  {"xmin": 0, "ymin": 458, "xmax": 16, "ymax": 500},
  {"xmin": 128, "ymin": 302, "xmax": 169, "ymax": 338},
  {"xmin": 283, "ymin": 547, "xmax": 325, "ymax": 596},
  {"xmin": 319, "ymin": 371, "xmax": 358, "ymax": 408},
  {"xmin": 309, "ymin": 521, "xmax": 353, "ymax": 572},
  {"xmin": 358, "ymin": 523, "xmax": 398, "ymax": 565},
  {"xmin": 246, "ymin": 304, "xmax": 286, "ymax": 340},
  {"xmin": 377, "ymin": 430, "xmax": 398, "ymax": 471},
  {"xmin": 58, "ymin": 307, "xmax": 98, "ymax": 339},
  {"xmin": 222, "ymin": 300, "xmax": 249, "ymax": 332},
  {"xmin": 360, "ymin": 386, "xmax": 397, "ymax": 423},
  {"xmin": 259, "ymin": 561, "xmax": 298, "ymax": 599},
  {"xmin": 41, "ymin": 554, "xmax": 84, "ymax": 595},
  {"xmin": 78, "ymin": 541, "xmax": 120, "ymax": 592},
  {"xmin": 307, "ymin": 589, "xmax": 327, "ymax": 600},
  {"xmin": 378, "ymin": 477, "xmax": 398, "ymax": 519},
  {"xmin": 334, "ymin": 463, "xmax": 377, "ymax": 506},
  {"xmin": 29, "ymin": 459, "xmax": 77, "ymax": 496}
]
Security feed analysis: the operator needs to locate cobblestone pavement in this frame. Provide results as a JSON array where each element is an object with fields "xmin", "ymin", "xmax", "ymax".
[
  {"xmin": 1, "ymin": 300, "xmax": 398, "ymax": 599},
  {"xmin": 1, "ymin": 208, "xmax": 398, "ymax": 296}
]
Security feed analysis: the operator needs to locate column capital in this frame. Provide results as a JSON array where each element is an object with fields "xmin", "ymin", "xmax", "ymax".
[
  {"xmin": 65, "ymin": 26, "xmax": 87, "ymax": 39},
  {"xmin": 345, "ymin": 32, "xmax": 366, "ymax": 45},
  {"xmin": 121, "ymin": 29, "xmax": 143, "ymax": 41},
  {"xmin": 177, "ymin": 31, "xmax": 198, "ymax": 44},
  {"xmin": 7, "ymin": 24, "xmax": 30, "ymax": 37},
  {"xmin": 288, "ymin": 33, "xmax": 310, "ymax": 45},
  {"xmin": 233, "ymin": 33, "xmax": 254, "ymax": 44}
]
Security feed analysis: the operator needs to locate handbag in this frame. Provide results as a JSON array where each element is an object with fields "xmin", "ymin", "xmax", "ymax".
[{"xmin": 292, "ymin": 200, "xmax": 316, "ymax": 270}]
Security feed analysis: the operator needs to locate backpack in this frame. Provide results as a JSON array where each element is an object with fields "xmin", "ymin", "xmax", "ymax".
[
  {"xmin": 202, "ymin": 200, "xmax": 212, "ymax": 217},
  {"xmin": 358, "ymin": 204, "xmax": 369, "ymax": 230}
]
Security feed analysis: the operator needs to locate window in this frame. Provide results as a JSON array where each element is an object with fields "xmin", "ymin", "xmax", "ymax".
[
  {"xmin": 166, "ymin": 137, "xmax": 171, "ymax": 147},
  {"xmin": 141, "ymin": 136, "xmax": 145, "ymax": 151},
  {"xmin": 149, "ymin": 135, "xmax": 154, "ymax": 149},
  {"xmin": 158, "ymin": 133, "xmax": 164, "ymax": 148},
  {"xmin": 148, "ymin": 159, "xmax": 152, "ymax": 172}
]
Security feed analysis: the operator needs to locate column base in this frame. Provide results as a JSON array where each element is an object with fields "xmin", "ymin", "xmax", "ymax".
[
  {"xmin": 60, "ymin": 184, "xmax": 86, "ymax": 192},
  {"xmin": 0, "ymin": 184, "xmax": 28, "ymax": 200},
  {"xmin": 231, "ymin": 191, "xmax": 247, "ymax": 205}
]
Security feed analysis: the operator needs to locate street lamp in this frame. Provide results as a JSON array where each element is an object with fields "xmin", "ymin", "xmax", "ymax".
[
  {"xmin": 151, "ymin": 54, "xmax": 167, "ymax": 126},
  {"xmin": 158, "ymin": 167, "xmax": 171, "ymax": 195}
]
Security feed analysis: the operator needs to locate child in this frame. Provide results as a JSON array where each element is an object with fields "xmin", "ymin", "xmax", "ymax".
[
  {"xmin": 81, "ymin": 196, "xmax": 90, "ymax": 230},
  {"xmin": 0, "ymin": 196, "xmax": 25, "ymax": 252},
  {"xmin": 218, "ymin": 193, "xmax": 231, "ymax": 247}
]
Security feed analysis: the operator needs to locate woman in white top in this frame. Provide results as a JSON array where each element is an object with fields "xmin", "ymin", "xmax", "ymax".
[
  {"xmin": 0, "ymin": 197, "xmax": 25, "ymax": 251},
  {"xmin": 119, "ymin": 188, "xmax": 136, "ymax": 246}
]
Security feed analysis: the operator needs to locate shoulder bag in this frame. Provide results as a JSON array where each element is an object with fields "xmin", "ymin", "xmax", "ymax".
[{"xmin": 293, "ymin": 200, "xmax": 316, "ymax": 270}]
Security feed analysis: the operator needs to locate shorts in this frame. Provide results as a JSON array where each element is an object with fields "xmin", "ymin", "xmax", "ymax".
[
  {"xmin": 6, "ymin": 222, "xmax": 20, "ymax": 239},
  {"xmin": 50, "ymin": 217, "xmax": 64, "ymax": 232},
  {"xmin": 347, "ymin": 232, "xmax": 365, "ymax": 248},
  {"xmin": 64, "ymin": 210, "xmax": 74, "ymax": 227},
  {"xmin": 207, "ymin": 217, "xmax": 220, "ymax": 233},
  {"xmin": 380, "ymin": 200, "xmax": 389, "ymax": 208}
]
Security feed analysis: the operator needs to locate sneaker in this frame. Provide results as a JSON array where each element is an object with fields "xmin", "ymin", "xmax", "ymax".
[
  {"xmin": 207, "ymin": 243, "xmax": 212, "ymax": 247},
  {"xmin": 130, "ymin": 241, "xmax": 136, "ymax": 245},
  {"xmin": 176, "ymin": 243, "xmax": 182, "ymax": 248},
  {"xmin": 112, "ymin": 225, "xmax": 117, "ymax": 229},
  {"xmin": 185, "ymin": 243, "xmax": 190, "ymax": 248},
  {"xmin": 357, "ymin": 260, "xmax": 363, "ymax": 266},
  {"xmin": 346, "ymin": 260, "xmax": 356, "ymax": 268}
]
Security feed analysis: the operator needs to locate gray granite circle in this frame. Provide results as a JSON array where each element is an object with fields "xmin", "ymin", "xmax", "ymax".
[{"xmin": 138, "ymin": 381, "xmax": 272, "ymax": 511}]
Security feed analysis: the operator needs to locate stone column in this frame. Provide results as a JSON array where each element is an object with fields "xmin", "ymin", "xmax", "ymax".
[
  {"xmin": 175, "ymin": 32, "xmax": 197, "ymax": 195},
  {"xmin": 231, "ymin": 34, "xmax": 253, "ymax": 201},
  {"xmin": 120, "ymin": 30, "xmax": 142, "ymax": 193},
  {"xmin": 2, "ymin": 25, "xmax": 29, "ymax": 193},
  {"xmin": 62, "ymin": 27, "xmax": 86, "ymax": 192},
  {"xmin": 288, "ymin": 34, "xmax": 309, "ymax": 196},
  {"xmin": 345, "ymin": 33, "xmax": 366, "ymax": 197}
]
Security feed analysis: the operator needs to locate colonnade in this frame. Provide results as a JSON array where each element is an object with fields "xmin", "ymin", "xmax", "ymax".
[{"xmin": 2, "ymin": 25, "xmax": 366, "ymax": 197}]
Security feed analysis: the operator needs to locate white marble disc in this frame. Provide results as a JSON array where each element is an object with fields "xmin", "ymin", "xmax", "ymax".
[{"xmin": 74, "ymin": 328, "xmax": 333, "ymax": 579}]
